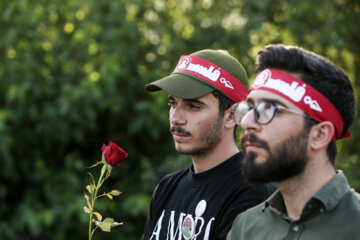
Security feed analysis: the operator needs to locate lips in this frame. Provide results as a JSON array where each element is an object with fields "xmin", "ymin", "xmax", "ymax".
[
  {"xmin": 172, "ymin": 131, "xmax": 190, "ymax": 142},
  {"xmin": 243, "ymin": 141, "xmax": 262, "ymax": 151},
  {"xmin": 241, "ymin": 133, "xmax": 270, "ymax": 152},
  {"xmin": 170, "ymin": 126, "xmax": 191, "ymax": 142}
]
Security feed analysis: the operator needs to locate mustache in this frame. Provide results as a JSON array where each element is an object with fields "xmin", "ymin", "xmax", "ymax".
[
  {"xmin": 241, "ymin": 133, "xmax": 270, "ymax": 152},
  {"xmin": 169, "ymin": 126, "xmax": 191, "ymax": 136}
]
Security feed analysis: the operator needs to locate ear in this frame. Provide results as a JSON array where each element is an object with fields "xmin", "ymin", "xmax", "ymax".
[
  {"xmin": 309, "ymin": 121, "xmax": 334, "ymax": 150},
  {"xmin": 223, "ymin": 103, "xmax": 237, "ymax": 129}
]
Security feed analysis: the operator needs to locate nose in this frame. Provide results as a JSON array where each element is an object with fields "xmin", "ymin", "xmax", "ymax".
[
  {"xmin": 240, "ymin": 108, "xmax": 260, "ymax": 132},
  {"xmin": 169, "ymin": 106, "xmax": 186, "ymax": 126}
]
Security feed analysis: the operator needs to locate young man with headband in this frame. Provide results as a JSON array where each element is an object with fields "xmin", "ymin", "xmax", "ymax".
[
  {"xmin": 228, "ymin": 44, "xmax": 360, "ymax": 239},
  {"xmin": 142, "ymin": 49, "xmax": 275, "ymax": 240}
]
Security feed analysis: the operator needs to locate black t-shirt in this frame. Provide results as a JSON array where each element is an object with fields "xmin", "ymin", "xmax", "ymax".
[{"xmin": 142, "ymin": 152, "xmax": 276, "ymax": 240}]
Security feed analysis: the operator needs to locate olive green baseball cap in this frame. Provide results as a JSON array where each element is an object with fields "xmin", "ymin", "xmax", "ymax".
[{"xmin": 145, "ymin": 49, "xmax": 248, "ymax": 102}]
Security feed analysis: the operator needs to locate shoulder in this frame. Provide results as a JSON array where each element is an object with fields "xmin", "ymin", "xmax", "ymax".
[
  {"xmin": 215, "ymin": 155, "xmax": 276, "ymax": 206},
  {"xmin": 227, "ymin": 203, "xmax": 268, "ymax": 239},
  {"xmin": 334, "ymin": 173, "xmax": 360, "ymax": 213},
  {"xmin": 231, "ymin": 179, "xmax": 277, "ymax": 203},
  {"xmin": 341, "ymin": 188, "xmax": 360, "ymax": 212},
  {"xmin": 158, "ymin": 168, "xmax": 188, "ymax": 185},
  {"xmin": 221, "ymin": 153, "xmax": 276, "ymax": 198},
  {"xmin": 234, "ymin": 201, "xmax": 268, "ymax": 221},
  {"xmin": 151, "ymin": 168, "xmax": 189, "ymax": 196},
  {"xmin": 353, "ymin": 190, "xmax": 360, "ymax": 201}
]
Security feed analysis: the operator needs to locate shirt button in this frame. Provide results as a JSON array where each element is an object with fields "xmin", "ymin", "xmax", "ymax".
[
  {"xmin": 292, "ymin": 225, "xmax": 299, "ymax": 232},
  {"xmin": 320, "ymin": 208, "xmax": 324, "ymax": 213}
]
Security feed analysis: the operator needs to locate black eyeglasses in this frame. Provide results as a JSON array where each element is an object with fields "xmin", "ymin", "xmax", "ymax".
[{"xmin": 234, "ymin": 100, "xmax": 310, "ymax": 125}]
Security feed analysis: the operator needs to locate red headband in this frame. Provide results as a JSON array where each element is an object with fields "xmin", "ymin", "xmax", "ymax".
[
  {"xmin": 172, "ymin": 55, "xmax": 248, "ymax": 102},
  {"xmin": 251, "ymin": 69, "xmax": 349, "ymax": 141}
]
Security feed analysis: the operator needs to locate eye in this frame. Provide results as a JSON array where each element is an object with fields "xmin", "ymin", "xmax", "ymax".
[
  {"xmin": 168, "ymin": 100, "xmax": 176, "ymax": 108},
  {"xmin": 189, "ymin": 103, "xmax": 201, "ymax": 110},
  {"xmin": 257, "ymin": 101, "xmax": 275, "ymax": 119}
]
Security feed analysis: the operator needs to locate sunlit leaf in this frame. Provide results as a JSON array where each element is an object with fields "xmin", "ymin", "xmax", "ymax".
[
  {"xmin": 83, "ymin": 206, "xmax": 91, "ymax": 214},
  {"xmin": 99, "ymin": 222, "xmax": 111, "ymax": 232},
  {"xmin": 110, "ymin": 190, "xmax": 121, "ymax": 196},
  {"xmin": 88, "ymin": 161, "xmax": 103, "ymax": 168},
  {"xmin": 93, "ymin": 211, "xmax": 103, "ymax": 221},
  {"xmin": 111, "ymin": 221, "xmax": 123, "ymax": 227},
  {"xmin": 106, "ymin": 194, "xmax": 113, "ymax": 200},
  {"xmin": 99, "ymin": 218, "xmax": 115, "ymax": 232},
  {"xmin": 86, "ymin": 185, "xmax": 93, "ymax": 194},
  {"xmin": 87, "ymin": 172, "xmax": 95, "ymax": 185},
  {"xmin": 84, "ymin": 193, "xmax": 92, "ymax": 209}
]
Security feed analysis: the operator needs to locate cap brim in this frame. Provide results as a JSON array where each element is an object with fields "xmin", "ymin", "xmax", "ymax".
[{"xmin": 145, "ymin": 73, "xmax": 214, "ymax": 99}]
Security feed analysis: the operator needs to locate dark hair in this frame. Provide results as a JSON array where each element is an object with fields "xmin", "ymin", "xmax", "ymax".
[
  {"xmin": 256, "ymin": 44, "xmax": 355, "ymax": 164},
  {"xmin": 212, "ymin": 90, "xmax": 238, "ymax": 140}
]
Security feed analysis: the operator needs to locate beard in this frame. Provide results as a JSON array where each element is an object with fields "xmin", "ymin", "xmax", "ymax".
[
  {"xmin": 170, "ymin": 115, "xmax": 223, "ymax": 157},
  {"xmin": 241, "ymin": 128, "xmax": 309, "ymax": 184}
]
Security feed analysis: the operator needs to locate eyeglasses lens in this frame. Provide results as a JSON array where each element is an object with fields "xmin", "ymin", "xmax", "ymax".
[
  {"xmin": 235, "ymin": 101, "xmax": 277, "ymax": 125},
  {"xmin": 256, "ymin": 101, "xmax": 276, "ymax": 124},
  {"xmin": 234, "ymin": 102, "xmax": 249, "ymax": 125}
]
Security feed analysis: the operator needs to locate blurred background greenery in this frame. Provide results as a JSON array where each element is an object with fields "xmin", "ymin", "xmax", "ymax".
[{"xmin": 0, "ymin": 0, "xmax": 359, "ymax": 239}]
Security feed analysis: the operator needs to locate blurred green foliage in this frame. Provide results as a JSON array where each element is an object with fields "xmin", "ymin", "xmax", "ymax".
[{"xmin": 0, "ymin": 0, "xmax": 359, "ymax": 239}]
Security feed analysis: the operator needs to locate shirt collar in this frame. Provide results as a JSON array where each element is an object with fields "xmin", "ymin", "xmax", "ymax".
[
  {"xmin": 312, "ymin": 170, "xmax": 350, "ymax": 211},
  {"xmin": 265, "ymin": 171, "xmax": 350, "ymax": 214}
]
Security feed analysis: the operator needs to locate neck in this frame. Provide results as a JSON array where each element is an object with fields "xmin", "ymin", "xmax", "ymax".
[
  {"xmin": 191, "ymin": 138, "xmax": 239, "ymax": 173},
  {"xmin": 276, "ymin": 153, "xmax": 336, "ymax": 220}
]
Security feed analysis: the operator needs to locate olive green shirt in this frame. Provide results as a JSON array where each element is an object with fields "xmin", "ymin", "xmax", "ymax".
[{"xmin": 227, "ymin": 171, "xmax": 360, "ymax": 240}]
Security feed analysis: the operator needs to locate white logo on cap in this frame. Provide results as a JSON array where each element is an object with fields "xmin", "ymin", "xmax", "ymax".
[
  {"xmin": 176, "ymin": 56, "xmax": 191, "ymax": 70},
  {"xmin": 175, "ymin": 56, "xmax": 234, "ymax": 89},
  {"xmin": 253, "ymin": 70, "xmax": 323, "ymax": 112},
  {"xmin": 253, "ymin": 70, "xmax": 306, "ymax": 102},
  {"xmin": 252, "ymin": 69, "xmax": 271, "ymax": 89},
  {"xmin": 304, "ymin": 96, "xmax": 322, "ymax": 112},
  {"xmin": 220, "ymin": 77, "xmax": 234, "ymax": 89}
]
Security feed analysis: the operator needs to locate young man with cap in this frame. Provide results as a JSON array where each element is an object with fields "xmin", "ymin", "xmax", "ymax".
[
  {"xmin": 227, "ymin": 44, "xmax": 360, "ymax": 240},
  {"xmin": 142, "ymin": 49, "xmax": 275, "ymax": 240}
]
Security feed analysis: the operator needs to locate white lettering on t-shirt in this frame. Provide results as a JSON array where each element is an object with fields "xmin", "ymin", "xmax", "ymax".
[
  {"xmin": 203, "ymin": 217, "xmax": 215, "ymax": 240},
  {"xmin": 192, "ymin": 216, "xmax": 205, "ymax": 239},
  {"xmin": 150, "ymin": 210, "xmax": 215, "ymax": 240},
  {"xmin": 150, "ymin": 210, "xmax": 165, "ymax": 240},
  {"xmin": 166, "ymin": 211, "xmax": 185, "ymax": 240}
]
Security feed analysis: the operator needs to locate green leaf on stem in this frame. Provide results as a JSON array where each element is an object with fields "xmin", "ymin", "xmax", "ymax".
[
  {"xmin": 87, "ymin": 172, "xmax": 95, "ymax": 186},
  {"xmin": 110, "ymin": 190, "xmax": 121, "ymax": 196},
  {"xmin": 100, "ymin": 164, "xmax": 107, "ymax": 180},
  {"xmin": 95, "ymin": 218, "xmax": 123, "ymax": 232},
  {"xmin": 86, "ymin": 185, "xmax": 93, "ymax": 194},
  {"xmin": 83, "ymin": 206, "xmax": 91, "ymax": 214},
  {"xmin": 84, "ymin": 193, "xmax": 92, "ymax": 209},
  {"xmin": 101, "ymin": 154, "xmax": 106, "ymax": 164},
  {"xmin": 105, "ymin": 165, "xmax": 112, "ymax": 179},
  {"xmin": 98, "ymin": 218, "xmax": 114, "ymax": 232},
  {"xmin": 88, "ymin": 161, "xmax": 103, "ymax": 168},
  {"xmin": 93, "ymin": 211, "xmax": 103, "ymax": 221},
  {"xmin": 112, "ymin": 222, "xmax": 123, "ymax": 227}
]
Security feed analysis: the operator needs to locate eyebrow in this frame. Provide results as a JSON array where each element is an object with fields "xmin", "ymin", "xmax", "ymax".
[
  {"xmin": 247, "ymin": 97, "xmax": 290, "ymax": 108},
  {"xmin": 184, "ymin": 98, "xmax": 206, "ymax": 105},
  {"xmin": 168, "ymin": 95, "xmax": 206, "ymax": 105}
]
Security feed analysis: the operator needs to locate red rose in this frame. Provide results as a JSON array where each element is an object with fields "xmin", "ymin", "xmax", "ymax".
[{"xmin": 101, "ymin": 141, "xmax": 128, "ymax": 168}]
